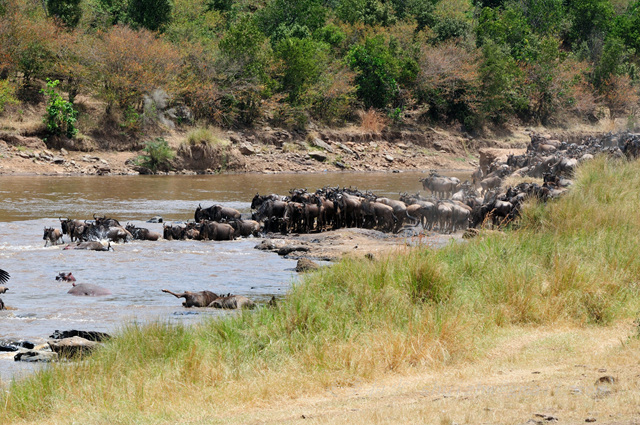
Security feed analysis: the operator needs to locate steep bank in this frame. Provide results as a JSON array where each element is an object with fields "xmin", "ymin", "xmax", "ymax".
[{"xmin": 0, "ymin": 122, "xmax": 614, "ymax": 176}]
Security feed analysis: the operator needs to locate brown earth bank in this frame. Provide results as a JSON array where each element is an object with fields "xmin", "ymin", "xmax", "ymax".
[{"xmin": 0, "ymin": 111, "xmax": 619, "ymax": 176}]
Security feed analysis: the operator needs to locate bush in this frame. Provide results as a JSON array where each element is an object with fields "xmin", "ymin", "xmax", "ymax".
[
  {"xmin": 275, "ymin": 37, "xmax": 329, "ymax": 103},
  {"xmin": 41, "ymin": 79, "xmax": 78, "ymax": 138},
  {"xmin": 127, "ymin": 0, "xmax": 173, "ymax": 32},
  {"xmin": 347, "ymin": 35, "xmax": 400, "ymax": 109},
  {"xmin": 46, "ymin": 0, "xmax": 82, "ymax": 28},
  {"xmin": 136, "ymin": 137, "xmax": 174, "ymax": 172},
  {"xmin": 0, "ymin": 80, "xmax": 18, "ymax": 113},
  {"xmin": 185, "ymin": 127, "xmax": 228, "ymax": 147}
]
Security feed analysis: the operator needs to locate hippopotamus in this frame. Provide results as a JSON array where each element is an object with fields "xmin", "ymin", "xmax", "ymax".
[
  {"xmin": 64, "ymin": 242, "xmax": 112, "ymax": 251},
  {"xmin": 67, "ymin": 283, "xmax": 112, "ymax": 296},
  {"xmin": 161, "ymin": 289, "xmax": 219, "ymax": 308},
  {"xmin": 56, "ymin": 272, "xmax": 76, "ymax": 282},
  {"xmin": 209, "ymin": 294, "xmax": 255, "ymax": 310}
]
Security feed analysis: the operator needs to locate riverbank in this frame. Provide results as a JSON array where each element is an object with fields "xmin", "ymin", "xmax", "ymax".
[
  {"xmin": 2, "ymin": 156, "xmax": 639, "ymax": 424},
  {"xmin": 0, "ymin": 117, "xmax": 616, "ymax": 176}
]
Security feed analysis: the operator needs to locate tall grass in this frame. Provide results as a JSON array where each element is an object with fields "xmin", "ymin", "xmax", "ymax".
[{"xmin": 2, "ymin": 156, "xmax": 640, "ymax": 424}]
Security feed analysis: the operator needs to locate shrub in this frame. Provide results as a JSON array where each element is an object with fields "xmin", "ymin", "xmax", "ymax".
[
  {"xmin": 358, "ymin": 108, "xmax": 387, "ymax": 132},
  {"xmin": 136, "ymin": 137, "xmax": 174, "ymax": 172},
  {"xmin": 185, "ymin": 127, "xmax": 228, "ymax": 147},
  {"xmin": 46, "ymin": 0, "xmax": 82, "ymax": 28},
  {"xmin": 41, "ymin": 79, "xmax": 78, "ymax": 138},
  {"xmin": 88, "ymin": 26, "xmax": 182, "ymax": 113},
  {"xmin": 347, "ymin": 35, "xmax": 400, "ymax": 109},
  {"xmin": 275, "ymin": 37, "xmax": 329, "ymax": 103},
  {"xmin": 127, "ymin": 0, "xmax": 173, "ymax": 32},
  {"xmin": 0, "ymin": 80, "xmax": 18, "ymax": 113}
]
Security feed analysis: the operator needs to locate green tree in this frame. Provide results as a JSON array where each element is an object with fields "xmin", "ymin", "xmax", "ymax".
[
  {"xmin": 476, "ymin": 5, "xmax": 537, "ymax": 61},
  {"xmin": 137, "ymin": 137, "xmax": 174, "ymax": 172},
  {"xmin": 611, "ymin": 0, "xmax": 640, "ymax": 53},
  {"xmin": 479, "ymin": 40, "xmax": 526, "ymax": 124},
  {"xmin": 565, "ymin": 0, "xmax": 614, "ymax": 46},
  {"xmin": 127, "ymin": 0, "xmax": 173, "ymax": 31},
  {"xmin": 259, "ymin": 0, "xmax": 327, "ymax": 42},
  {"xmin": 336, "ymin": 0, "xmax": 396, "ymax": 26},
  {"xmin": 46, "ymin": 0, "xmax": 82, "ymax": 27},
  {"xmin": 41, "ymin": 79, "xmax": 78, "ymax": 138},
  {"xmin": 275, "ymin": 37, "xmax": 329, "ymax": 103},
  {"xmin": 593, "ymin": 36, "xmax": 633, "ymax": 89},
  {"xmin": 347, "ymin": 35, "xmax": 399, "ymax": 109}
]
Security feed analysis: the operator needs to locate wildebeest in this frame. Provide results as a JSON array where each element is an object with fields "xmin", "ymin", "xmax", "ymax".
[
  {"xmin": 56, "ymin": 272, "xmax": 76, "ymax": 282},
  {"xmin": 125, "ymin": 224, "xmax": 161, "ymax": 241},
  {"xmin": 420, "ymin": 174, "xmax": 460, "ymax": 198},
  {"xmin": 68, "ymin": 283, "xmax": 112, "ymax": 296},
  {"xmin": 63, "ymin": 241, "xmax": 112, "ymax": 251},
  {"xmin": 43, "ymin": 227, "xmax": 64, "ymax": 247},
  {"xmin": 195, "ymin": 204, "xmax": 241, "ymax": 223},
  {"xmin": 60, "ymin": 218, "xmax": 87, "ymax": 242},
  {"xmin": 0, "ymin": 286, "xmax": 7, "ymax": 294},
  {"xmin": 162, "ymin": 289, "xmax": 219, "ymax": 308},
  {"xmin": 210, "ymin": 294, "xmax": 255, "ymax": 309},
  {"xmin": 163, "ymin": 223, "xmax": 186, "ymax": 240},
  {"xmin": 227, "ymin": 219, "xmax": 261, "ymax": 237},
  {"xmin": 199, "ymin": 220, "xmax": 235, "ymax": 241}
]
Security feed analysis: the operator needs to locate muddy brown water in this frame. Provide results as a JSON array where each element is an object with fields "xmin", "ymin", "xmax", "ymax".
[{"xmin": 0, "ymin": 170, "xmax": 469, "ymax": 382}]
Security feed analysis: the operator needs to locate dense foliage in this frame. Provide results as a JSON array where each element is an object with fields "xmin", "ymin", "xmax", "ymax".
[{"xmin": 1, "ymin": 0, "xmax": 639, "ymax": 132}]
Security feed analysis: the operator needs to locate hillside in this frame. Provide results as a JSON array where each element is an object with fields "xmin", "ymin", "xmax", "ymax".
[{"xmin": 1, "ymin": 0, "xmax": 640, "ymax": 173}]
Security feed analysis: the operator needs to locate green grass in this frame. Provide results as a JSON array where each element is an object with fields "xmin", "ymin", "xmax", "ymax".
[
  {"xmin": 2, "ymin": 156, "xmax": 640, "ymax": 424},
  {"xmin": 184, "ymin": 127, "xmax": 229, "ymax": 147}
]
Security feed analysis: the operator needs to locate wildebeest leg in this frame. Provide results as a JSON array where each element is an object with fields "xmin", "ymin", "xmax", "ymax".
[
  {"xmin": 0, "ymin": 298, "xmax": 4, "ymax": 310},
  {"xmin": 161, "ymin": 289, "xmax": 186, "ymax": 299}
]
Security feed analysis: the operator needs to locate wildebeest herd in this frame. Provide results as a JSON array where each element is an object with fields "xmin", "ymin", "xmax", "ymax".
[{"xmin": 27, "ymin": 131, "xmax": 640, "ymax": 312}]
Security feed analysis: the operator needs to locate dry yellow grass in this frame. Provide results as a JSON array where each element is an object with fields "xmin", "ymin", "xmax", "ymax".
[{"xmin": 358, "ymin": 109, "xmax": 387, "ymax": 133}]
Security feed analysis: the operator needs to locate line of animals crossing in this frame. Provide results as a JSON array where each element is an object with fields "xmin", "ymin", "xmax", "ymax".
[{"xmin": 28, "ymin": 131, "xmax": 640, "ymax": 313}]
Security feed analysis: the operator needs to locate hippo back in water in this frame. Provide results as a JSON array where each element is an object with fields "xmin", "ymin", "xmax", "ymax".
[{"xmin": 67, "ymin": 283, "xmax": 111, "ymax": 296}]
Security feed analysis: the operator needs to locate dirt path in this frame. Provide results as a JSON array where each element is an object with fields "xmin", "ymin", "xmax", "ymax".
[{"xmin": 217, "ymin": 322, "xmax": 640, "ymax": 425}]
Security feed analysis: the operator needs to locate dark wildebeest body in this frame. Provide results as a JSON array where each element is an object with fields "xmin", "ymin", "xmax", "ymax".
[
  {"xmin": 199, "ymin": 221, "xmax": 235, "ymax": 241},
  {"xmin": 125, "ymin": 224, "xmax": 161, "ymax": 241},
  {"xmin": 162, "ymin": 289, "xmax": 219, "ymax": 308}
]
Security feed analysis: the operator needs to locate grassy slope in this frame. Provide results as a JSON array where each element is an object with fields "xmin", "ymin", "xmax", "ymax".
[{"xmin": 2, "ymin": 156, "xmax": 640, "ymax": 424}]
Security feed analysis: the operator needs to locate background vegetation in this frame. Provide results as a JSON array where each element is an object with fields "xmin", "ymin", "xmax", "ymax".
[
  {"xmin": 2, "ymin": 156, "xmax": 640, "ymax": 423},
  {"xmin": 1, "ymin": 0, "xmax": 640, "ymax": 138}
]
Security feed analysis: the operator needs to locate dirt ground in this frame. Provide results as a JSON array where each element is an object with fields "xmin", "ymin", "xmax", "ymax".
[{"xmin": 215, "ymin": 321, "xmax": 640, "ymax": 425}]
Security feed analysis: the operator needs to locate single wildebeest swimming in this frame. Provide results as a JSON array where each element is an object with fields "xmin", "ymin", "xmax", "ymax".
[
  {"xmin": 162, "ymin": 289, "xmax": 219, "ymax": 308},
  {"xmin": 43, "ymin": 227, "xmax": 64, "ymax": 247},
  {"xmin": 209, "ymin": 294, "xmax": 255, "ymax": 309},
  {"xmin": 56, "ymin": 272, "xmax": 76, "ymax": 282},
  {"xmin": 63, "ymin": 241, "xmax": 113, "ymax": 251},
  {"xmin": 0, "ymin": 286, "xmax": 7, "ymax": 294},
  {"xmin": 67, "ymin": 283, "xmax": 112, "ymax": 296}
]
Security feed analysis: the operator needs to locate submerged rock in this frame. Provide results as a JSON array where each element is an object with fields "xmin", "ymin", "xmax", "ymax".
[{"xmin": 295, "ymin": 258, "xmax": 319, "ymax": 272}]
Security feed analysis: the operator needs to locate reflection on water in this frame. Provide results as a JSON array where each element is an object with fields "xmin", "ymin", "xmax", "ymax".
[{"xmin": 0, "ymin": 170, "xmax": 469, "ymax": 382}]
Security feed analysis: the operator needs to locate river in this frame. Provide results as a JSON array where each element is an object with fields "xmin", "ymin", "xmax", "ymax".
[{"xmin": 0, "ymin": 170, "xmax": 469, "ymax": 382}]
